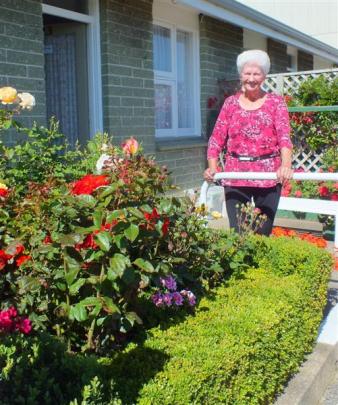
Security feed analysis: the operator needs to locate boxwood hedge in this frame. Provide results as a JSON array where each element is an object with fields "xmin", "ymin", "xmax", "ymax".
[{"xmin": 111, "ymin": 236, "xmax": 332, "ymax": 404}]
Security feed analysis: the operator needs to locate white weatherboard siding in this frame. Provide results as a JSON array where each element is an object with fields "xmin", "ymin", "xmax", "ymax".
[{"xmin": 235, "ymin": 0, "xmax": 338, "ymax": 50}]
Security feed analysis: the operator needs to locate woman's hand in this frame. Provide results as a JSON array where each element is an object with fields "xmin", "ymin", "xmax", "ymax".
[
  {"xmin": 276, "ymin": 165, "xmax": 293, "ymax": 185},
  {"xmin": 204, "ymin": 168, "xmax": 217, "ymax": 182}
]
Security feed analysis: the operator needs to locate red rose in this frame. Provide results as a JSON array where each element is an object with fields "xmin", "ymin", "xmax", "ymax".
[
  {"xmin": 71, "ymin": 174, "xmax": 109, "ymax": 195},
  {"xmin": 162, "ymin": 218, "xmax": 170, "ymax": 235},
  {"xmin": 318, "ymin": 186, "xmax": 330, "ymax": 197},
  {"xmin": 16, "ymin": 255, "xmax": 31, "ymax": 266}
]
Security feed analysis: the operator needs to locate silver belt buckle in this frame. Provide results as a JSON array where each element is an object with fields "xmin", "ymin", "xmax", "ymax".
[{"xmin": 238, "ymin": 156, "xmax": 252, "ymax": 161}]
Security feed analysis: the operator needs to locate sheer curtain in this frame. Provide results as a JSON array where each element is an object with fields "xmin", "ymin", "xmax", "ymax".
[
  {"xmin": 177, "ymin": 30, "xmax": 193, "ymax": 129},
  {"xmin": 153, "ymin": 24, "xmax": 194, "ymax": 134}
]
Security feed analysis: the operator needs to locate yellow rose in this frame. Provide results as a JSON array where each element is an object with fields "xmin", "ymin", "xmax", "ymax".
[
  {"xmin": 0, "ymin": 183, "xmax": 8, "ymax": 190},
  {"xmin": 0, "ymin": 87, "xmax": 17, "ymax": 104},
  {"xmin": 17, "ymin": 92, "xmax": 36, "ymax": 110},
  {"xmin": 211, "ymin": 211, "xmax": 222, "ymax": 219}
]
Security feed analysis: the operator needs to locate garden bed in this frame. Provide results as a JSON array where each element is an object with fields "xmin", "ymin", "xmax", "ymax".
[{"xmin": 0, "ymin": 236, "xmax": 332, "ymax": 404}]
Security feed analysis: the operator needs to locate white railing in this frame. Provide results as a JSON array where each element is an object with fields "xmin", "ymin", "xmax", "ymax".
[{"xmin": 200, "ymin": 172, "xmax": 338, "ymax": 248}]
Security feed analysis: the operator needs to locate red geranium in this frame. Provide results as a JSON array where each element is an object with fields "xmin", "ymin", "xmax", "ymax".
[{"xmin": 71, "ymin": 174, "xmax": 110, "ymax": 195}]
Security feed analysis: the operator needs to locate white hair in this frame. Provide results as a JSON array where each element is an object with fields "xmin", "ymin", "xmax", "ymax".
[{"xmin": 236, "ymin": 50, "xmax": 271, "ymax": 76}]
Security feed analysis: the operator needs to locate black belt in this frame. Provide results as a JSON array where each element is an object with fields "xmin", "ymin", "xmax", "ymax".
[{"xmin": 228, "ymin": 151, "xmax": 279, "ymax": 162}]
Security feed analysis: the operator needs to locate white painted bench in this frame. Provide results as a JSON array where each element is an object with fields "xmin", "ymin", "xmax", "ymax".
[{"xmin": 200, "ymin": 172, "xmax": 338, "ymax": 248}]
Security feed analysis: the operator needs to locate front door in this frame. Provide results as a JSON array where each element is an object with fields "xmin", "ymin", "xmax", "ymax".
[{"xmin": 44, "ymin": 18, "xmax": 89, "ymax": 146}]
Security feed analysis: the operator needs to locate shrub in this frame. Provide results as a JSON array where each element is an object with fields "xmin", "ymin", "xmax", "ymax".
[
  {"xmin": 0, "ymin": 333, "xmax": 122, "ymax": 405},
  {"xmin": 107, "ymin": 237, "xmax": 331, "ymax": 404}
]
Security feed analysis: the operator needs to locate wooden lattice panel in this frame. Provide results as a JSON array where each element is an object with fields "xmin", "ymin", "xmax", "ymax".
[
  {"xmin": 264, "ymin": 68, "xmax": 338, "ymax": 95},
  {"xmin": 292, "ymin": 148, "xmax": 324, "ymax": 172}
]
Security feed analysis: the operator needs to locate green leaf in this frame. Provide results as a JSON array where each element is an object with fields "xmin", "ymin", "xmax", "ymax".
[
  {"xmin": 76, "ymin": 194, "xmax": 97, "ymax": 207},
  {"xmin": 106, "ymin": 209, "xmax": 125, "ymax": 222},
  {"xmin": 69, "ymin": 305, "xmax": 88, "ymax": 322},
  {"xmin": 100, "ymin": 183, "xmax": 118, "ymax": 198},
  {"xmin": 134, "ymin": 258, "xmax": 155, "ymax": 273},
  {"xmin": 107, "ymin": 253, "xmax": 130, "ymax": 280},
  {"xmin": 128, "ymin": 207, "xmax": 145, "ymax": 219},
  {"xmin": 124, "ymin": 223, "xmax": 139, "ymax": 242},
  {"xmin": 93, "ymin": 210, "xmax": 103, "ymax": 228},
  {"xmin": 69, "ymin": 278, "xmax": 86, "ymax": 295},
  {"xmin": 96, "ymin": 317, "xmax": 106, "ymax": 326},
  {"xmin": 125, "ymin": 311, "xmax": 143, "ymax": 325},
  {"xmin": 102, "ymin": 296, "xmax": 120, "ymax": 315},
  {"xmin": 64, "ymin": 254, "xmax": 81, "ymax": 286},
  {"xmin": 57, "ymin": 233, "xmax": 82, "ymax": 246},
  {"xmin": 79, "ymin": 297, "xmax": 102, "ymax": 307},
  {"xmin": 95, "ymin": 231, "xmax": 112, "ymax": 252}
]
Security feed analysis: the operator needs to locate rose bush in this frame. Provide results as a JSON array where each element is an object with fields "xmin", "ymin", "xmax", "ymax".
[{"xmin": 0, "ymin": 89, "xmax": 232, "ymax": 352}]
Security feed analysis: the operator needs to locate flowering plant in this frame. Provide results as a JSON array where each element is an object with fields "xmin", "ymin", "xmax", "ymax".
[{"xmin": 151, "ymin": 275, "xmax": 196, "ymax": 308}]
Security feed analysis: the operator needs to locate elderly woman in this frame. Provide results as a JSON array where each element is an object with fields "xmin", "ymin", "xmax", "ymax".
[{"xmin": 204, "ymin": 49, "xmax": 293, "ymax": 236}]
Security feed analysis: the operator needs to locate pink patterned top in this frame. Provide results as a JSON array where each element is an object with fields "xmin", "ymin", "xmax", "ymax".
[{"xmin": 207, "ymin": 92, "xmax": 293, "ymax": 188}]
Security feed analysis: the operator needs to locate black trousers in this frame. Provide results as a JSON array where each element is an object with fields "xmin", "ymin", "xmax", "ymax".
[{"xmin": 224, "ymin": 184, "xmax": 282, "ymax": 236}]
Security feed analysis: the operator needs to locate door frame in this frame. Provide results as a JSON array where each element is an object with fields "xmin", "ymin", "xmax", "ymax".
[{"xmin": 42, "ymin": 0, "xmax": 103, "ymax": 137}]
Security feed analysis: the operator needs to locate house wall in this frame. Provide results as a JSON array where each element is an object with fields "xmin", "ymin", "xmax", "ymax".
[
  {"xmin": 100, "ymin": 0, "xmax": 156, "ymax": 153},
  {"xmin": 298, "ymin": 50, "xmax": 314, "ymax": 71},
  {"xmin": 0, "ymin": 0, "xmax": 46, "ymax": 144},
  {"xmin": 267, "ymin": 38, "xmax": 288, "ymax": 73}
]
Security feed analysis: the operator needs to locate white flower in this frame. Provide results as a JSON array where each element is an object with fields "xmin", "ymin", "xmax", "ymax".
[
  {"xmin": 96, "ymin": 153, "xmax": 111, "ymax": 173},
  {"xmin": 101, "ymin": 143, "xmax": 109, "ymax": 152},
  {"xmin": 17, "ymin": 92, "xmax": 35, "ymax": 110}
]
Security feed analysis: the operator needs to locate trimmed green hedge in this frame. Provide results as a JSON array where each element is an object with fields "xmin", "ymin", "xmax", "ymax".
[
  {"xmin": 111, "ymin": 237, "xmax": 332, "ymax": 404},
  {"xmin": 0, "ymin": 237, "xmax": 332, "ymax": 404}
]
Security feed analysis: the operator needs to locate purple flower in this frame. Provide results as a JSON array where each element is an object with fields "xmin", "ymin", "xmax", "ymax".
[
  {"xmin": 152, "ymin": 292, "xmax": 164, "ymax": 307},
  {"xmin": 160, "ymin": 275, "xmax": 177, "ymax": 291},
  {"xmin": 180, "ymin": 290, "xmax": 196, "ymax": 306},
  {"xmin": 172, "ymin": 292, "xmax": 184, "ymax": 306},
  {"xmin": 163, "ymin": 292, "xmax": 173, "ymax": 307}
]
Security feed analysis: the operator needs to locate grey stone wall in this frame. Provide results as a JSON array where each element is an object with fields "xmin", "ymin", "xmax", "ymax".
[
  {"xmin": 200, "ymin": 15, "xmax": 243, "ymax": 139},
  {"xmin": 0, "ymin": 0, "xmax": 46, "ymax": 143},
  {"xmin": 298, "ymin": 50, "xmax": 314, "ymax": 71},
  {"xmin": 267, "ymin": 38, "xmax": 288, "ymax": 73},
  {"xmin": 100, "ymin": 0, "xmax": 155, "ymax": 153}
]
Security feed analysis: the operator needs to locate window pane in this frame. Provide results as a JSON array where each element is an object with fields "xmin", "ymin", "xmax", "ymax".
[
  {"xmin": 155, "ymin": 84, "xmax": 172, "ymax": 129},
  {"xmin": 177, "ymin": 30, "xmax": 194, "ymax": 129},
  {"xmin": 153, "ymin": 25, "xmax": 171, "ymax": 72}
]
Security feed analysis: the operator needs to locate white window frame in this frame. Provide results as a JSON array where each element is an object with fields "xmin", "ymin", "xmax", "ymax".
[
  {"xmin": 154, "ymin": 18, "xmax": 200, "ymax": 138},
  {"xmin": 42, "ymin": 0, "xmax": 103, "ymax": 137}
]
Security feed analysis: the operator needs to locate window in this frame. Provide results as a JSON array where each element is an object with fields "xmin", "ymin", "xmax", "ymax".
[{"xmin": 153, "ymin": 22, "xmax": 199, "ymax": 137}]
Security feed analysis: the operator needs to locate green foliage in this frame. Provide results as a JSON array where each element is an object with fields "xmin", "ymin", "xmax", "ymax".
[
  {"xmin": 0, "ymin": 333, "xmax": 122, "ymax": 405},
  {"xmin": 286, "ymin": 75, "xmax": 337, "ymax": 151},
  {"xmin": 294, "ymin": 76, "xmax": 338, "ymax": 106},
  {"xmin": 108, "ymin": 237, "xmax": 331, "ymax": 404},
  {"xmin": 0, "ymin": 119, "xmax": 103, "ymax": 194}
]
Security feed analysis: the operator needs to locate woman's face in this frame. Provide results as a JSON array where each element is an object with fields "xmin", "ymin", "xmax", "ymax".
[{"xmin": 240, "ymin": 63, "xmax": 266, "ymax": 93}]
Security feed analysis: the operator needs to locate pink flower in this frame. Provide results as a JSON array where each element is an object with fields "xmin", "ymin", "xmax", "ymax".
[
  {"xmin": 294, "ymin": 190, "xmax": 302, "ymax": 198},
  {"xmin": 318, "ymin": 186, "xmax": 330, "ymax": 197},
  {"xmin": 16, "ymin": 317, "xmax": 32, "ymax": 335},
  {"xmin": 122, "ymin": 137, "xmax": 139, "ymax": 155}
]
